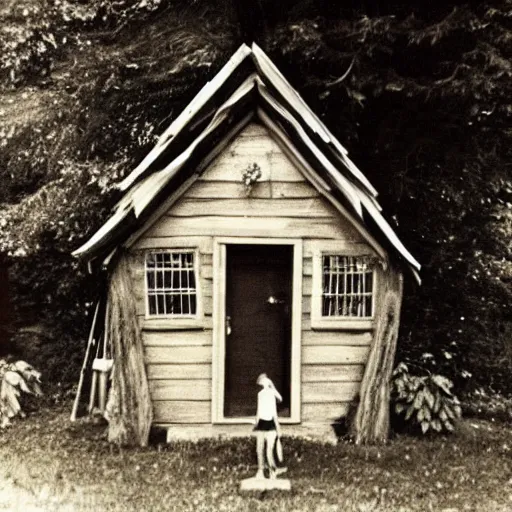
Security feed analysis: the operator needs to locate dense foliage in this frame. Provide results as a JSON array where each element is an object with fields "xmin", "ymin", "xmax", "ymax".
[
  {"xmin": 0, "ymin": 0, "xmax": 511, "ymax": 394},
  {"xmin": 0, "ymin": 358, "xmax": 42, "ymax": 427},
  {"xmin": 391, "ymin": 362, "xmax": 462, "ymax": 434}
]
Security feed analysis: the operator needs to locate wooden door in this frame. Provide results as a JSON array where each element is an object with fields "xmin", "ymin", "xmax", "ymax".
[{"xmin": 224, "ymin": 244, "xmax": 293, "ymax": 418}]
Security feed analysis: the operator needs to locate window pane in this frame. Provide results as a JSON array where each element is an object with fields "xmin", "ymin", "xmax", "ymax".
[
  {"xmin": 163, "ymin": 270, "xmax": 173, "ymax": 289},
  {"xmin": 148, "ymin": 295, "xmax": 157, "ymax": 315},
  {"xmin": 156, "ymin": 294, "xmax": 165, "ymax": 315},
  {"xmin": 147, "ymin": 271, "xmax": 155, "ymax": 290},
  {"xmin": 156, "ymin": 271, "xmax": 164, "ymax": 289}
]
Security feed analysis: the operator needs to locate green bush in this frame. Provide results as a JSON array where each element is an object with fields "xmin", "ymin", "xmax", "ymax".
[{"xmin": 391, "ymin": 362, "xmax": 462, "ymax": 434}]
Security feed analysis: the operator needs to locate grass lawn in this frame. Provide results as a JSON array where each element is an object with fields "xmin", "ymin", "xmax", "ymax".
[{"xmin": 1, "ymin": 402, "xmax": 512, "ymax": 511}]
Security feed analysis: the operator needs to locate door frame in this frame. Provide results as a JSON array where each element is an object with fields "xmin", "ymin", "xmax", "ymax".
[{"xmin": 212, "ymin": 237, "xmax": 302, "ymax": 424}]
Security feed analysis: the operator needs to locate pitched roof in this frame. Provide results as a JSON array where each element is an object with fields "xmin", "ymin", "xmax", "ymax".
[{"xmin": 73, "ymin": 43, "xmax": 420, "ymax": 282}]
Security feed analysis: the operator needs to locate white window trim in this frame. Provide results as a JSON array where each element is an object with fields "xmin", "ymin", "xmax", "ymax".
[
  {"xmin": 311, "ymin": 242, "xmax": 379, "ymax": 331},
  {"xmin": 143, "ymin": 248, "xmax": 204, "ymax": 326},
  {"xmin": 212, "ymin": 237, "xmax": 302, "ymax": 425}
]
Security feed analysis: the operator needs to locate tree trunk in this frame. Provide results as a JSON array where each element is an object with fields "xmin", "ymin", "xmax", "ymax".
[
  {"xmin": 104, "ymin": 255, "xmax": 153, "ymax": 447},
  {"xmin": 351, "ymin": 265, "xmax": 403, "ymax": 444}
]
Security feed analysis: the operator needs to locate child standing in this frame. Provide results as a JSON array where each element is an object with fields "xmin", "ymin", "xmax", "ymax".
[{"xmin": 253, "ymin": 373, "xmax": 283, "ymax": 479}]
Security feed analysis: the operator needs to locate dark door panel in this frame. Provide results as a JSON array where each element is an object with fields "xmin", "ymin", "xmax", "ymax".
[{"xmin": 224, "ymin": 244, "xmax": 292, "ymax": 418}]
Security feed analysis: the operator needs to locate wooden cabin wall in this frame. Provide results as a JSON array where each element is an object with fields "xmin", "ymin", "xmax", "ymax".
[{"xmin": 129, "ymin": 123, "xmax": 377, "ymax": 427}]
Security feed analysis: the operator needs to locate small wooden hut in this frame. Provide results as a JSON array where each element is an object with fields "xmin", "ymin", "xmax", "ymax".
[{"xmin": 73, "ymin": 43, "xmax": 420, "ymax": 446}]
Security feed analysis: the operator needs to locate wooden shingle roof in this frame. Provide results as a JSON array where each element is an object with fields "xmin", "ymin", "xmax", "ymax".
[{"xmin": 73, "ymin": 43, "xmax": 420, "ymax": 282}]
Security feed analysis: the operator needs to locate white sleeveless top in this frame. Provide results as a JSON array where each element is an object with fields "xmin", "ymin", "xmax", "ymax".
[{"xmin": 257, "ymin": 387, "xmax": 278, "ymax": 421}]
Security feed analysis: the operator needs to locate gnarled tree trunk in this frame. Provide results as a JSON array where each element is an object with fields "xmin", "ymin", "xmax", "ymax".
[
  {"xmin": 105, "ymin": 255, "xmax": 153, "ymax": 447},
  {"xmin": 351, "ymin": 265, "xmax": 403, "ymax": 444}
]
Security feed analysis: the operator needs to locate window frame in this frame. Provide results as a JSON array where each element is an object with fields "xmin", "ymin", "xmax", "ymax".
[
  {"xmin": 144, "ymin": 248, "xmax": 203, "ymax": 323},
  {"xmin": 311, "ymin": 243, "xmax": 379, "ymax": 330}
]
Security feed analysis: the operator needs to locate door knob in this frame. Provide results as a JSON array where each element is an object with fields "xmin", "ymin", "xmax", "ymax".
[
  {"xmin": 267, "ymin": 295, "xmax": 285, "ymax": 305},
  {"xmin": 226, "ymin": 316, "xmax": 232, "ymax": 336}
]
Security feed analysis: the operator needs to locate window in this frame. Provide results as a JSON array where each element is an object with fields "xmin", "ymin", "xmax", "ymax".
[
  {"xmin": 311, "ymin": 244, "xmax": 377, "ymax": 329},
  {"xmin": 321, "ymin": 255, "xmax": 373, "ymax": 318},
  {"xmin": 145, "ymin": 251, "xmax": 198, "ymax": 317}
]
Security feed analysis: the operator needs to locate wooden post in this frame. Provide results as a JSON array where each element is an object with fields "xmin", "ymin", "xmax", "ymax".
[
  {"xmin": 70, "ymin": 302, "xmax": 100, "ymax": 422},
  {"xmin": 351, "ymin": 266, "xmax": 403, "ymax": 444}
]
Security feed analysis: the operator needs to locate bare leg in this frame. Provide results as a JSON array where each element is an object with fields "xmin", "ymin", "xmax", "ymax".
[
  {"xmin": 255, "ymin": 432, "xmax": 265, "ymax": 478},
  {"xmin": 265, "ymin": 431, "xmax": 277, "ymax": 478}
]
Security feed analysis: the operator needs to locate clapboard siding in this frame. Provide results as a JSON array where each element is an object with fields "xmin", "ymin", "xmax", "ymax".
[
  {"xmin": 145, "ymin": 216, "xmax": 358, "ymax": 240},
  {"xmin": 302, "ymin": 331, "xmax": 372, "ymax": 346},
  {"xmin": 149, "ymin": 380, "xmax": 211, "ymax": 401},
  {"xmin": 140, "ymin": 123, "xmax": 364, "ymax": 243},
  {"xmin": 302, "ymin": 364, "xmax": 364, "ymax": 383},
  {"xmin": 170, "ymin": 198, "xmax": 332, "ymax": 219},
  {"xmin": 303, "ymin": 275, "xmax": 312, "ymax": 296},
  {"xmin": 139, "ymin": 315, "xmax": 214, "ymax": 331},
  {"xmin": 143, "ymin": 331, "xmax": 211, "ymax": 347},
  {"xmin": 147, "ymin": 364, "xmax": 212, "ymax": 380},
  {"xmin": 303, "ymin": 240, "xmax": 373, "ymax": 258},
  {"xmin": 153, "ymin": 401, "xmax": 211, "ymax": 424},
  {"xmin": 303, "ymin": 382, "xmax": 360, "ymax": 403},
  {"xmin": 133, "ymin": 236, "xmax": 213, "ymax": 252},
  {"xmin": 203, "ymin": 152, "xmax": 304, "ymax": 182},
  {"xmin": 302, "ymin": 296, "xmax": 311, "ymax": 314},
  {"xmin": 128, "ymin": 123, "xmax": 376, "ymax": 428},
  {"xmin": 202, "ymin": 264, "xmax": 213, "ymax": 280},
  {"xmin": 302, "ymin": 403, "xmax": 350, "ymax": 422},
  {"xmin": 186, "ymin": 181, "xmax": 319, "ymax": 199},
  {"xmin": 303, "ymin": 257, "xmax": 313, "ymax": 277},
  {"xmin": 204, "ymin": 159, "xmax": 303, "ymax": 181},
  {"xmin": 302, "ymin": 345, "xmax": 370, "ymax": 365},
  {"xmin": 145, "ymin": 346, "xmax": 212, "ymax": 364}
]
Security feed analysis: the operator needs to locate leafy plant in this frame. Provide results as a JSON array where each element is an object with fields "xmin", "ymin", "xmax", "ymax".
[
  {"xmin": 0, "ymin": 358, "xmax": 43, "ymax": 427},
  {"xmin": 391, "ymin": 362, "xmax": 462, "ymax": 434}
]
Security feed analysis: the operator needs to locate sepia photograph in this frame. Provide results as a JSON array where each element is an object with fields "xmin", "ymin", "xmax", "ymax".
[{"xmin": 0, "ymin": 0, "xmax": 511, "ymax": 510}]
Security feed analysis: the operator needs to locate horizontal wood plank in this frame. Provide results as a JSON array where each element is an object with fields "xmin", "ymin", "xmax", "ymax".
[
  {"xmin": 201, "ymin": 264, "xmax": 213, "ymax": 280},
  {"xmin": 186, "ymin": 181, "xmax": 317, "ymax": 199},
  {"xmin": 302, "ymin": 381, "xmax": 361, "ymax": 404},
  {"xmin": 303, "ymin": 275, "xmax": 312, "ymax": 296},
  {"xmin": 153, "ymin": 400, "xmax": 211, "ymax": 424},
  {"xmin": 302, "ymin": 331, "xmax": 373, "ymax": 346},
  {"xmin": 140, "ymin": 316, "xmax": 213, "ymax": 331},
  {"xmin": 149, "ymin": 379, "xmax": 211, "ymax": 401},
  {"xmin": 132, "ymin": 236, "xmax": 213, "ymax": 252},
  {"xmin": 303, "ymin": 258, "xmax": 313, "ymax": 277},
  {"xmin": 143, "ymin": 331, "xmax": 211, "ymax": 347},
  {"xmin": 147, "ymin": 363, "xmax": 212, "ymax": 380},
  {"xmin": 145, "ymin": 346, "xmax": 212, "ymax": 364},
  {"xmin": 169, "ymin": 198, "xmax": 332, "ymax": 219},
  {"xmin": 302, "ymin": 402, "xmax": 351, "ymax": 422},
  {"xmin": 303, "ymin": 240, "xmax": 372, "ymax": 258},
  {"xmin": 302, "ymin": 345, "xmax": 370, "ymax": 365},
  {"xmin": 302, "ymin": 364, "xmax": 365, "ymax": 383},
  {"xmin": 145, "ymin": 216, "xmax": 351, "ymax": 240},
  {"xmin": 203, "ymin": 154, "xmax": 304, "ymax": 182},
  {"xmin": 302, "ymin": 296, "xmax": 311, "ymax": 314}
]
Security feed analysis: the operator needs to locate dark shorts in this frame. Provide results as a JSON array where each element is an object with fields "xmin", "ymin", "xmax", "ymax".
[{"xmin": 253, "ymin": 419, "xmax": 276, "ymax": 431}]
